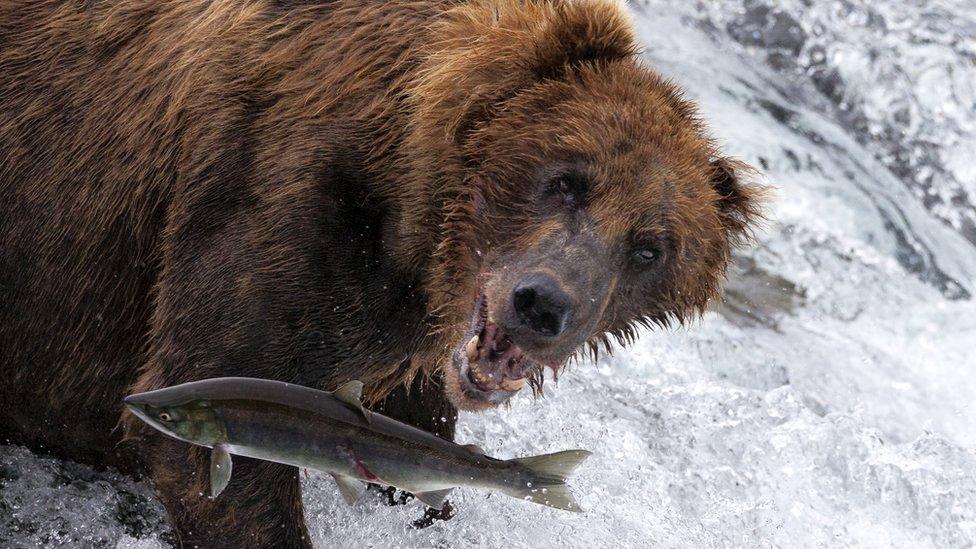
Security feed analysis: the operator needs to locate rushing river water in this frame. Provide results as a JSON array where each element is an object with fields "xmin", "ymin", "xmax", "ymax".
[{"xmin": 2, "ymin": 2, "xmax": 974, "ymax": 547}]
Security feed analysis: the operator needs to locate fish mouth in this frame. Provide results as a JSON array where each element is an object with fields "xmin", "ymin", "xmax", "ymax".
[
  {"xmin": 123, "ymin": 394, "xmax": 180, "ymax": 440},
  {"xmin": 445, "ymin": 288, "xmax": 548, "ymax": 410},
  {"xmin": 123, "ymin": 398, "xmax": 166, "ymax": 435},
  {"xmin": 123, "ymin": 395, "xmax": 152, "ymax": 423}
]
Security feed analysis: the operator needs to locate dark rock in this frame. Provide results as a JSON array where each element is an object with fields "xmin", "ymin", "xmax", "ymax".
[
  {"xmin": 727, "ymin": 2, "xmax": 807, "ymax": 55},
  {"xmin": 716, "ymin": 255, "xmax": 806, "ymax": 330}
]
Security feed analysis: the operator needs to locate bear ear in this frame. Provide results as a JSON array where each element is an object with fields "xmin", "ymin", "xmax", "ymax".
[
  {"xmin": 709, "ymin": 157, "xmax": 765, "ymax": 245},
  {"xmin": 410, "ymin": 0, "xmax": 639, "ymax": 145},
  {"xmin": 533, "ymin": 1, "xmax": 639, "ymax": 80}
]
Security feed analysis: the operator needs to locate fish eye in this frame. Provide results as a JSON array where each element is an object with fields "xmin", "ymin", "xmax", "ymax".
[{"xmin": 158, "ymin": 412, "xmax": 173, "ymax": 422}]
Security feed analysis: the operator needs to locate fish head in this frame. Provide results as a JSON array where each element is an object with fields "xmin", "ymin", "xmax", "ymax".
[{"xmin": 124, "ymin": 393, "xmax": 225, "ymax": 446}]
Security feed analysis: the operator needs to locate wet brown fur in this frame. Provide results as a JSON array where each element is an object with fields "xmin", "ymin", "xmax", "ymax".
[{"xmin": 0, "ymin": 0, "xmax": 763, "ymax": 546}]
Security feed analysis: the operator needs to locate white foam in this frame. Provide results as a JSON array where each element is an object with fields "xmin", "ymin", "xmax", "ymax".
[{"xmin": 4, "ymin": 2, "xmax": 976, "ymax": 547}]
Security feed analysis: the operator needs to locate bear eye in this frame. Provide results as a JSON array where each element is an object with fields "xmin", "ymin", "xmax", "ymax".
[
  {"xmin": 546, "ymin": 176, "xmax": 572, "ymax": 200},
  {"xmin": 544, "ymin": 172, "xmax": 586, "ymax": 207},
  {"xmin": 632, "ymin": 243, "xmax": 664, "ymax": 267},
  {"xmin": 553, "ymin": 177, "xmax": 571, "ymax": 195},
  {"xmin": 634, "ymin": 249, "xmax": 657, "ymax": 264}
]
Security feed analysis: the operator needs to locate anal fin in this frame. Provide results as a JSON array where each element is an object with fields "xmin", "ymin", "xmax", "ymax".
[
  {"xmin": 210, "ymin": 444, "xmax": 233, "ymax": 499},
  {"xmin": 413, "ymin": 488, "xmax": 453, "ymax": 510}
]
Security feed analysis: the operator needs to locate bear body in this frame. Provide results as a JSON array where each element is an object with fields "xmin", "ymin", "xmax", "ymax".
[{"xmin": 0, "ymin": 1, "xmax": 761, "ymax": 546}]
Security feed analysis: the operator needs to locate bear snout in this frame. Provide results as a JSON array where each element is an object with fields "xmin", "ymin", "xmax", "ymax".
[{"xmin": 512, "ymin": 272, "xmax": 575, "ymax": 338}]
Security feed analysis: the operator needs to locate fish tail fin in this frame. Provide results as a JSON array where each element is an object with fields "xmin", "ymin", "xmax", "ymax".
[
  {"xmin": 513, "ymin": 449, "xmax": 591, "ymax": 482},
  {"xmin": 508, "ymin": 449, "xmax": 591, "ymax": 512},
  {"xmin": 506, "ymin": 482, "xmax": 583, "ymax": 513}
]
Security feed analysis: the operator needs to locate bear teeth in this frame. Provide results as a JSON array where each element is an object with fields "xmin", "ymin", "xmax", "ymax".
[
  {"xmin": 465, "ymin": 334, "xmax": 480, "ymax": 363},
  {"xmin": 499, "ymin": 377, "xmax": 526, "ymax": 391},
  {"xmin": 469, "ymin": 362, "xmax": 491, "ymax": 386}
]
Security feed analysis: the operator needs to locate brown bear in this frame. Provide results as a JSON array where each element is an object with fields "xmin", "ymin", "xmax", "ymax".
[{"xmin": 0, "ymin": 0, "xmax": 763, "ymax": 546}]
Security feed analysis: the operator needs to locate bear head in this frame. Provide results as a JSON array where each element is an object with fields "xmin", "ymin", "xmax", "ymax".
[{"xmin": 390, "ymin": 0, "xmax": 765, "ymax": 410}]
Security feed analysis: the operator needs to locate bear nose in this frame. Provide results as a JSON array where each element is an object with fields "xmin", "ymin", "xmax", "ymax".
[{"xmin": 512, "ymin": 273, "xmax": 574, "ymax": 337}]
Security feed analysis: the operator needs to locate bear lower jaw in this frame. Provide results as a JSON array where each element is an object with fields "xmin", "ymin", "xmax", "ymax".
[
  {"xmin": 462, "ymin": 319, "xmax": 529, "ymax": 392},
  {"xmin": 445, "ymin": 290, "xmax": 545, "ymax": 410}
]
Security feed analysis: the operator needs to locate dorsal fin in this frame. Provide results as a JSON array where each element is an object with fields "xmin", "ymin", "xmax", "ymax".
[
  {"xmin": 462, "ymin": 444, "xmax": 485, "ymax": 455},
  {"xmin": 333, "ymin": 380, "xmax": 371, "ymax": 424}
]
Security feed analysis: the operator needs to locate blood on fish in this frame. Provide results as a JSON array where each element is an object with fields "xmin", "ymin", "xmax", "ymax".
[
  {"xmin": 339, "ymin": 445, "xmax": 381, "ymax": 482},
  {"xmin": 354, "ymin": 456, "xmax": 380, "ymax": 482}
]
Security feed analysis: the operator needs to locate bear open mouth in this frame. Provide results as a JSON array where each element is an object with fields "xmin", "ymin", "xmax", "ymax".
[{"xmin": 450, "ymin": 291, "xmax": 536, "ymax": 405}]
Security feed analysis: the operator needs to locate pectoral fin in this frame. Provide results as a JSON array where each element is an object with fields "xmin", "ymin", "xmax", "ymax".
[
  {"xmin": 333, "ymin": 380, "xmax": 371, "ymax": 424},
  {"xmin": 413, "ymin": 488, "xmax": 453, "ymax": 510},
  {"xmin": 330, "ymin": 473, "xmax": 365, "ymax": 506},
  {"xmin": 210, "ymin": 444, "xmax": 233, "ymax": 498}
]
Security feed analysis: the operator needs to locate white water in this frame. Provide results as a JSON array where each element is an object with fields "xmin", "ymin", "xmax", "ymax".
[{"xmin": 3, "ymin": 1, "xmax": 975, "ymax": 547}]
